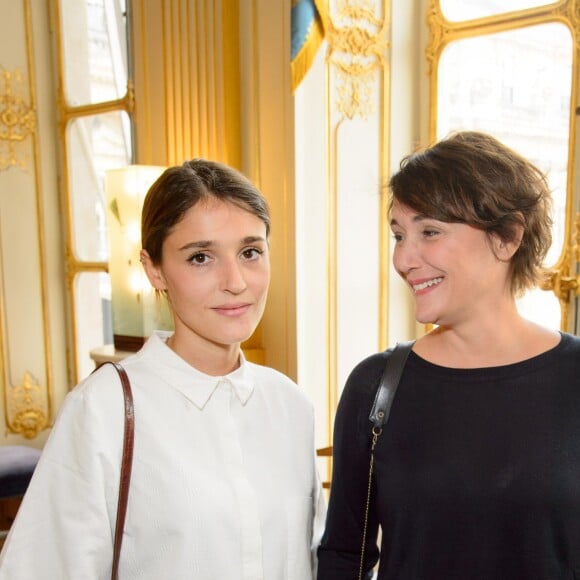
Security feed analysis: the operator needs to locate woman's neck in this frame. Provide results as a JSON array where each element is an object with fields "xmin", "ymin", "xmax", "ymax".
[
  {"xmin": 166, "ymin": 333, "xmax": 241, "ymax": 376},
  {"xmin": 415, "ymin": 315, "xmax": 560, "ymax": 368}
]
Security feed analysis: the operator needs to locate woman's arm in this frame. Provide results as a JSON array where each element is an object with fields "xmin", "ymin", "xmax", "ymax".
[
  {"xmin": 310, "ymin": 461, "xmax": 328, "ymax": 576},
  {"xmin": 317, "ymin": 352, "xmax": 389, "ymax": 580},
  {"xmin": 0, "ymin": 366, "xmax": 124, "ymax": 579}
]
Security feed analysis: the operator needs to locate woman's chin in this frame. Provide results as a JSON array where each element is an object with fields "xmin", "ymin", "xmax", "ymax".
[{"xmin": 414, "ymin": 311, "xmax": 437, "ymax": 326}]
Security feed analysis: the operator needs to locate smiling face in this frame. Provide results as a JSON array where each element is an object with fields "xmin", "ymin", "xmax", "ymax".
[
  {"xmin": 390, "ymin": 200, "xmax": 515, "ymax": 328},
  {"xmin": 143, "ymin": 199, "xmax": 270, "ymax": 358}
]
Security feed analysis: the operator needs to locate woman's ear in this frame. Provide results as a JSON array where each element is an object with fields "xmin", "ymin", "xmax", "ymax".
[
  {"xmin": 140, "ymin": 250, "xmax": 167, "ymax": 290},
  {"xmin": 491, "ymin": 218, "xmax": 524, "ymax": 262}
]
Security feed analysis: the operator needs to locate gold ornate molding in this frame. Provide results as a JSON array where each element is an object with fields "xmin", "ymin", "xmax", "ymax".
[
  {"xmin": 426, "ymin": 0, "xmax": 574, "ymax": 75},
  {"xmin": 565, "ymin": 0, "xmax": 580, "ymax": 51},
  {"xmin": 0, "ymin": 68, "xmax": 36, "ymax": 171},
  {"xmin": 6, "ymin": 371, "xmax": 48, "ymax": 439},
  {"xmin": 324, "ymin": 0, "xmax": 389, "ymax": 119},
  {"xmin": 425, "ymin": 1, "xmax": 448, "ymax": 74},
  {"xmin": 541, "ymin": 213, "xmax": 580, "ymax": 326},
  {"xmin": 574, "ymin": 211, "xmax": 580, "ymax": 262}
]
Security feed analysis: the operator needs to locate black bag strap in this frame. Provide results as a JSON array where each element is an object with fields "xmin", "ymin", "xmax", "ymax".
[
  {"xmin": 369, "ymin": 340, "xmax": 415, "ymax": 429},
  {"xmin": 358, "ymin": 340, "xmax": 414, "ymax": 580}
]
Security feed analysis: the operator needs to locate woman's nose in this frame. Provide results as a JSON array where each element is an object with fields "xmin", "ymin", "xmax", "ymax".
[
  {"xmin": 221, "ymin": 258, "xmax": 247, "ymax": 294},
  {"xmin": 393, "ymin": 240, "xmax": 420, "ymax": 276}
]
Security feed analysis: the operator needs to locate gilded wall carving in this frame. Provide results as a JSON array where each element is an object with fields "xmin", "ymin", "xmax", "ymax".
[
  {"xmin": 6, "ymin": 372, "xmax": 48, "ymax": 439},
  {"xmin": 0, "ymin": 68, "xmax": 36, "ymax": 171},
  {"xmin": 425, "ymin": 1, "xmax": 447, "ymax": 74},
  {"xmin": 323, "ymin": 0, "xmax": 388, "ymax": 119},
  {"xmin": 541, "ymin": 214, "xmax": 580, "ymax": 310}
]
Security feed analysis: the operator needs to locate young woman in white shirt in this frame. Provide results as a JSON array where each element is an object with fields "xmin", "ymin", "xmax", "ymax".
[{"xmin": 0, "ymin": 159, "xmax": 326, "ymax": 580}]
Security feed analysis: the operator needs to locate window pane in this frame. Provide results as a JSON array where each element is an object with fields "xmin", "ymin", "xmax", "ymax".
[
  {"xmin": 60, "ymin": 0, "xmax": 128, "ymax": 105},
  {"xmin": 438, "ymin": 23, "xmax": 572, "ymax": 267},
  {"xmin": 68, "ymin": 111, "xmax": 132, "ymax": 261},
  {"xmin": 441, "ymin": 0, "xmax": 556, "ymax": 22},
  {"xmin": 75, "ymin": 272, "xmax": 112, "ymax": 380}
]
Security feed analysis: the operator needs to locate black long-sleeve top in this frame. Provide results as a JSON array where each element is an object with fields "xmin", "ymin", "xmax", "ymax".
[{"xmin": 318, "ymin": 332, "xmax": 580, "ymax": 580}]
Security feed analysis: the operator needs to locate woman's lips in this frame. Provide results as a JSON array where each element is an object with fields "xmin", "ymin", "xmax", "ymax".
[{"xmin": 213, "ymin": 304, "xmax": 251, "ymax": 316}]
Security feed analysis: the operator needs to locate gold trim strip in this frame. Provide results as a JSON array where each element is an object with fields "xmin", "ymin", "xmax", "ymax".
[
  {"xmin": 0, "ymin": 209, "xmax": 9, "ymax": 430},
  {"xmin": 163, "ymin": 0, "xmax": 175, "ymax": 162},
  {"xmin": 24, "ymin": 0, "xmax": 53, "ymax": 427},
  {"xmin": 324, "ymin": 43, "xmax": 336, "ymax": 448},
  {"xmin": 197, "ymin": 0, "xmax": 209, "ymax": 157},
  {"xmin": 222, "ymin": 0, "xmax": 241, "ymax": 167},
  {"xmin": 62, "ymin": 94, "xmax": 133, "ymax": 119},
  {"xmin": 54, "ymin": 0, "xmax": 84, "ymax": 384},
  {"xmin": 209, "ymin": 0, "xmax": 218, "ymax": 158},
  {"xmin": 183, "ymin": 1, "xmax": 193, "ymax": 160},
  {"xmin": 134, "ymin": 0, "xmax": 153, "ymax": 162},
  {"xmin": 379, "ymin": 0, "xmax": 390, "ymax": 351},
  {"xmin": 250, "ymin": 0, "xmax": 262, "ymax": 185},
  {"xmin": 50, "ymin": 0, "xmax": 78, "ymax": 385}
]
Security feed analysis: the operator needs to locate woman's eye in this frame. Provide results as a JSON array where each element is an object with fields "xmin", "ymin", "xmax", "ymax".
[
  {"xmin": 391, "ymin": 232, "xmax": 404, "ymax": 242},
  {"xmin": 241, "ymin": 247, "xmax": 263, "ymax": 260},
  {"xmin": 188, "ymin": 252, "xmax": 210, "ymax": 265},
  {"xmin": 423, "ymin": 229, "xmax": 439, "ymax": 238}
]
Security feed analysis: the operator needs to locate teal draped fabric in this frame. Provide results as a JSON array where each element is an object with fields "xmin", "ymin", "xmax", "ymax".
[{"xmin": 291, "ymin": 0, "xmax": 325, "ymax": 91}]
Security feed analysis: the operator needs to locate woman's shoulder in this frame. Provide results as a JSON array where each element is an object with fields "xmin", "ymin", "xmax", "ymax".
[
  {"xmin": 330, "ymin": 350, "xmax": 393, "ymax": 432},
  {"xmin": 75, "ymin": 342, "xmax": 162, "ymax": 393},
  {"xmin": 560, "ymin": 331, "xmax": 580, "ymax": 349},
  {"xmin": 41, "ymin": 363, "xmax": 128, "ymax": 450},
  {"xmin": 70, "ymin": 360, "xmax": 139, "ymax": 407},
  {"xmin": 342, "ymin": 348, "xmax": 396, "ymax": 398},
  {"xmin": 555, "ymin": 331, "xmax": 580, "ymax": 364}
]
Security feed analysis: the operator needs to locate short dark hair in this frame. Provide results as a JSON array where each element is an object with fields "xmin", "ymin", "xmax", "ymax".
[
  {"xmin": 389, "ymin": 131, "xmax": 553, "ymax": 295},
  {"xmin": 141, "ymin": 159, "xmax": 270, "ymax": 264}
]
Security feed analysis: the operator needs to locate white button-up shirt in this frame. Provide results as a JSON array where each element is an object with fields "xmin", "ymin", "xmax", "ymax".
[{"xmin": 0, "ymin": 332, "xmax": 326, "ymax": 579}]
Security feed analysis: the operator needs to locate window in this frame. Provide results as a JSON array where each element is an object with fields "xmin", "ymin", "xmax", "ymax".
[{"xmin": 56, "ymin": 0, "xmax": 132, "ymax": 381}]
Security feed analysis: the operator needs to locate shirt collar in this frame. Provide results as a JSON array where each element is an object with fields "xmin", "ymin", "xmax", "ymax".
[{"xmin": 139, "ymin": 331, "xmax": 255, "ymax": 409}]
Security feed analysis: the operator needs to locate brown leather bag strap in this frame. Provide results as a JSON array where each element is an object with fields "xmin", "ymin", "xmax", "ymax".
[{"xmin": 101, "ymin": 362, "xmax": 134, "ymax": 580}]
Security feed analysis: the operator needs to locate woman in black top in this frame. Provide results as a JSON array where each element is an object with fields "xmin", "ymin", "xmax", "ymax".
[{"xmin": 317, "ymin": 131, "xmax": 580, "ymax": 580}]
